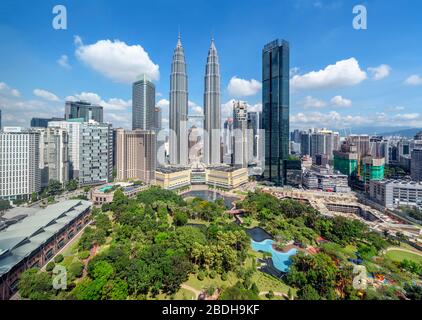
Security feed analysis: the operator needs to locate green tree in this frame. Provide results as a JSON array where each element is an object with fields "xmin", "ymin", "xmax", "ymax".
[
  {"xmin": 65, "ymin": 179, "xmax": 78, "ymax": 191},
  {"xmin": 297, "ymin": 285, "xmax": 321, "ymax": 300},
  {"xmin": 0, "ymin": 200, "xmax": 11, "ymax": 212},
  {"xmin": 19, "ymin": 269, "xmax": 55, "ymax": 300},
  {"xmin": 173, "ymin": 211, "xmax": 188, "ymax": 226},
  {"xmin": 404, "ymin": 283, "xmax": 422, "ymax": 300},
  {"xmin": 220, "ymin": 282, "xmax": 260, "ymax": 300}
]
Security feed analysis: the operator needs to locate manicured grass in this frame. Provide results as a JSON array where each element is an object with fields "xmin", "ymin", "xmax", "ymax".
[
  {"xmin": 385, "ymin": 249, "xmax": 422, "ymax": 264},
  {"xmin": 174, "ymin": 288, "xmax": 196, "ymax": 300},
  {"xmin": 252, "ymin": 272, "xmax": 296, "ymax": 297},
  {"xmin": 185, "ymin": 272, "xmax": 238, "ymax": 292}
]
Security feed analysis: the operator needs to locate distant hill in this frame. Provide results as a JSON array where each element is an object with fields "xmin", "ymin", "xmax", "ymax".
[
  {"xmin": 332, "ymin": 127, "xmax": 421, "ymax": 137},
  {"xmin": 378, "ymin": 128, "xmax": 422, "ymax": 138}
]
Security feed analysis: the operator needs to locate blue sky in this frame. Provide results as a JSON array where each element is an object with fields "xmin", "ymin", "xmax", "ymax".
[{"xmin": 0, "ymin": 0, "xmax": 422, "ymax": 131}]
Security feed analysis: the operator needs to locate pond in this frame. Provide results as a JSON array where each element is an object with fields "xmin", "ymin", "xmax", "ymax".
[
  {"xmin": 247, "ymin": 227, "xmax": 297, "ymax": 273},
  {"xmin": 182, "ymin": 190, "xmax": 238, "ymax": 209},
  {"xmin": 251, "ymin": 239, "xmax": 297, "ymax": 273}
]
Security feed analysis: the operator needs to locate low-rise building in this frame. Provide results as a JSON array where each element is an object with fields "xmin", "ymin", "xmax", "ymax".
[
  {"xmin": 90, "ymin": 182, "xmax": 148, "ymax": 205},
  {"xmin": 303, "ymin": 167, "xmax": 351, "ymax": 193},
  {"xmin": 206, "ymin": 166, "xmax": 248, "ymax": 189},
  {"xmin": 370, "ymin": 180, "xmax": 422, "ymax": 209},
  {"xmin": 0, "ymin": 200, "xmax": 92, "ymax": 300},
  {"xmin": 155, "ymin": 167, "xmax": 191, "ymax": 190}
]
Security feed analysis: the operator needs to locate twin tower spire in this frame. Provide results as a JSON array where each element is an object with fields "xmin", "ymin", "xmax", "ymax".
[{"xmin": 169, "ymin": 34, "xmax": 221, "ymax": 166}]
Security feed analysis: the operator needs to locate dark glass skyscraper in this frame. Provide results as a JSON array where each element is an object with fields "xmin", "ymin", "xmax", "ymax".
[{"xmin": 262, "ymin": 39, "xmax": 290, "ymax": 186}]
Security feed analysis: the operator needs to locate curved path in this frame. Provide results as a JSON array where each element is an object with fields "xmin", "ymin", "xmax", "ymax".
[
  {"xmin": 181, "ymin": 284, "xmax": 201, "ymax": 300},
  {"xmin": 384, "ymin": 247, "xmax": 422, "ymax": 256}
]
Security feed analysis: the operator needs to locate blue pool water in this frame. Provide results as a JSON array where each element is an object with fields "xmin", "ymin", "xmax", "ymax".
[
  {"xmin": 251, "ymin": 239, "xmax": 297, "ymax": 272},
  {"xmin": 99, "ymin": 186, "xmax": 113, "ymax": 192}
]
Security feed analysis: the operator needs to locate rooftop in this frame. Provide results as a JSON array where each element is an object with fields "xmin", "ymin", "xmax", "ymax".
[
  {"xmin": 208, "ymin": 165, "xmax": 245, "ymax": 173},
  {"xmin": 156, "ymin": 166, "xmax": 191, "ymax": 174},
  {"xmin": 0, "ymin": 200, "xmax": 91, "ymax": 278}
]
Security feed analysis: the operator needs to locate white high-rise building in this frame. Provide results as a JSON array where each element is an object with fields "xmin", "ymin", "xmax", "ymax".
[
  {"xmin": 49, "ymin": 120, "xmax": 81, "ymax": 179},
  {"xmin": 38, "ymin": 127, "xmax": 69, "ymax": 187},
  {"xmin": 203, "ymin": 38, "xmax": 221, "ymax": 165},
  {"xmin": 0, "ymin": 127, "xmax": 41, "ymax": 200}
]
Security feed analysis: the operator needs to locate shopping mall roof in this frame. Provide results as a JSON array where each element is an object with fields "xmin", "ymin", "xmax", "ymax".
[{"xmin": 0, "ymin": 200, "xmax": 91, "ymax": 278}]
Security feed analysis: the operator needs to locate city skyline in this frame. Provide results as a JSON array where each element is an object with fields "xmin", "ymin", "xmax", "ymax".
[{"xmin": 0, "ymin": 0, "xmax": 422, "ymax": 133}]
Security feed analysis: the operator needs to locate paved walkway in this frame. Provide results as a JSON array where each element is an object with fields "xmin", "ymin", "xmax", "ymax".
[
  {"xmin": 181, "ymin": 284, "xmax": 201, "ymax": 300},
  {"xmin": 384, "ymin": 247, "xmax": 422, "ymax": 256}
]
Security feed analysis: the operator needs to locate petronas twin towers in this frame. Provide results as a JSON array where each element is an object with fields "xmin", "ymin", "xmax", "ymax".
[{"xmin": 169, "ymin": 34, "xmax": 221, "ymax": 166}]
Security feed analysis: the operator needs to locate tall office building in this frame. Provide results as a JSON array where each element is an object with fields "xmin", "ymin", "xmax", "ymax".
[
  {"xmin": 233, "ymin": 101, "xmax": 249, "ymax": 168},
  {"xmin": 79, "ymin": 121, "xmax": 113, "ymax": 186},
  {"xmin": 38, "ymin": 127, "xmax": 69, "ymax": 187},
  {"xmin": 115, "ymin": 129, "xmax": 156, "ymax": 184},
  {"xmin": 262, "ymin": 39, "xmax": 290, "ymax": 185},
  {"xmin": 65, "ymin": 101, "xmax": 103, "ymax": 123},
  {"xmin": 223, "ymin": 118, "xmax": 234, "ymax": 165},
  {"xmin": 0, "ymin": 128, "xmax": 41, "ymax": 200},
  {"xmin": 300, "ymin": 130, "xmax": 311, "ymax": 156},
  {"xmin": 49, "ymin": 120, "xmax": 82, "ymax": 179},
  {"xmin": 203, "ymin": 38, "xmax": 221, "ymax": 165},
  {"xmin": 154, "ymin": 107, "xmax": 162, "ymax": 131},
  {"xmin": 169, "ymin": 34, "xmax": 189, "ymax": 166},
  {"xmin": 411, "ymin": 149, "xmax": 422, "ymax": 181},
  {"xmin": 310, "ymin": 129, "xmax": 340, "ymax": 160},
  {"xmin": 132, "ymin": 74, "xmax": 156, "ymax": 131},
  {"xmin": 0, "ymin": 109, "xmax": 2, "ymax": 130},
  {"xmin": 347, "ymin": 135, "xmax": 370, "ymax": 158}
]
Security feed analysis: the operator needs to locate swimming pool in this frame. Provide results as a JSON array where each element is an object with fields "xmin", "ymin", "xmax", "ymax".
[
  {"xmin": 251, "ymin": 239, "xmax": 297, "ymax": 273},
  {"xmin": 99, "ymin": 186, "xmax": 113, "ymax": 193}
]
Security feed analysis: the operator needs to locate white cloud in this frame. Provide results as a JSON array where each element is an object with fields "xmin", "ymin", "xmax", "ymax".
[
  {"xmin": 299, "ymin": 96, "xmax": 327, "ymax": 108},
  {"xmin": 66, "ymin": 92, "xmax": 131, "ymax": 111},
  {"xmin": 227, "ymin": 77, "xmax": 262, "ymax": 97},
  {"xmin": 290, "ymin": 58, "xmax": 367, "ymax": 91},
  {"xmin": 248, "ymin": 103, "xmax": 262, "ymax": 113},
  {"xmin": 393, "ymin": 113, "xmax": 419, "ymax": 120},
  {"xmin": 291, "ymin": 111, "xmax": 422, "ymax": 130},
  {"xmin": 33, "ymin": 89, "xmax": 60, "ymax": 102},
  {"xmin": 57, "ymin": 55, "xmax": 71, "ymax": 69},
  {"xmin": 330, "ymin": 95, "xmax": 352, "ymax": 107},
  {"xmin": 367, "ymin": 64, "xmax": 391, "ymax": 80},
  {"xmin": 157, "ymin": 99, "xmax": 169, "ymax": 109},
  {"xmin": 75, "ymin": 37, "xmax": 159, "ymax": 84},
  {"xmin": 404, "ymin": 75, "xmax": 422, "ymax": 86},
  {"xmin": 188, "ymin": 101, "xmax": 203, "ymax": 115},
  {"xmin": 222, "ymin": 99, "xmax": 236, "ymax": 119},
  {"xmin": 74, "ymin": 35, "xmax": 83, "ymax": 46},
  {"xmin": 0, "ymin": 82, "xmax": 20, "ymax": 97},
  {"xmin": 386, "ymin": 106, "xmax": 405, "ymax": 112},
  {"xmin": 290, "ymin": 67, "xmax": 300, "ymax": 77},
  {"xmin": 291, "ymin": 111, "xmax": 372, "ymax": 128}
]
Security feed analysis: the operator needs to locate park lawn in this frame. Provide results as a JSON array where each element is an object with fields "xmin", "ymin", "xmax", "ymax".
[
  {"xmin": 174, "ymin": 288, "xmax": 196, "ymax": 300},
  {"xmin": 246, "ymin": 249, "xmax": 296, "ymax": 297},
  {"xmin": 185, "ymin": 272, "xmax": 238, "ymax": 292},
  {"xmin": 385, "ymin": 249, "xmax": 422, "ymax": 264}
]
